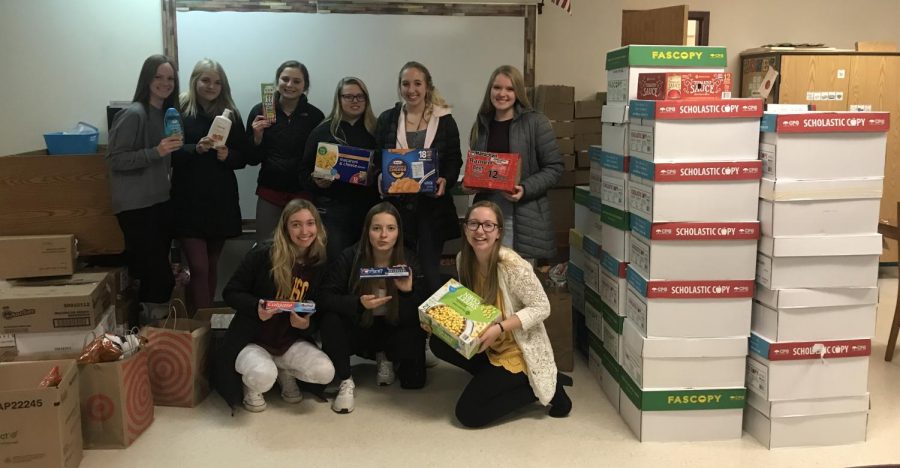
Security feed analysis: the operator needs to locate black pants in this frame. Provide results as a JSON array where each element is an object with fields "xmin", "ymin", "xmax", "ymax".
[
  {"xmin": 316, "ymin": 197, "xmax": 367, "ymax": 263},
  {"xmin": 115, "ymin": 201, "xmax": 174, "ymax": 303},
  {"xmin": 320, "ymin": 312, "xmax": 426, "ymax": 387},
  {"xmin": 430, "ymin": 336, "xmax": 537, "ymax": 428}
]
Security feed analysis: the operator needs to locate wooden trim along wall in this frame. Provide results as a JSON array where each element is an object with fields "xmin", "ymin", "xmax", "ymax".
[{"xmin": 163, "ymin": 0, "xmax": 536, "ymax": 88}]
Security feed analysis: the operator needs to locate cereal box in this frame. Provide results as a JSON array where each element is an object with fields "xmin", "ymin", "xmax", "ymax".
[
  {"xmin": 636, "ymin": 72, "xmax": 732, "ymax": 100},
  {"xmin": 381, "ymin": 148, "xmax": 438, "ymax": 195},
  {"xmin": 313, "ymin": 143, "xmax": 374, "ymax": 186},
  {"xmin": 463, "ymin": 150, "xmax": 521, "ymax": 193},
  {"xmin": 261, "ymin": 83, "xmax": 276, "ymax": 122},
  {"xmin": 418, "ymin": 279, "xmax": 501, "ymax": 359}
]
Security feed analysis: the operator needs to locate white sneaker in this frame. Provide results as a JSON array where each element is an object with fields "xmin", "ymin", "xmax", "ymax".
[
  {"xmin": 277, "ymin": 371, "xmax": 303, "ymax": 404},
  {"xmin": 376, "ymin": 352, "xmax": 395, "ymax": 386},
  {"xmin": 242, "ymin": 385, "xmax": 267, "ymax": 412},
  {"xmin": 332, "ymin": 378, "xmax": 355, "ymax": 414}
]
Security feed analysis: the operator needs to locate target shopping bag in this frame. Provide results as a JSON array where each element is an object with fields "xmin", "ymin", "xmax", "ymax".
[
  {"xmin": 140, "ymin": 300, "xmax": 211, "ymax": 407},
  {"xmin": 79, "ymin": 347, "xmax": 154, "ymax": 449}
]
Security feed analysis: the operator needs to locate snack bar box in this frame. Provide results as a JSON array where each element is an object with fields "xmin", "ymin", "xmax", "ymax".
[
  {"xmin": 589, "ymin": 331, "xmax": 622, "ymax": 412},
  {"xmin": 744, "ymin": 391, "xmax": 868, "ymax": 448},
  {"xmin": 756, "ymin": 233, "xmax": 881, "ymax": 289},
  {"xmin": 599, "ymin": 250, "xmax": 628, "ymax": 317},
  {"xmin": 629, "ymin": 157, "xmax": 761, "ymax": 222},
  {"xmin": 629, "ymin": 215, "xmax": 759, "ymax": 281},
  {"xmin": 628, "ymin": 98, "xmax": 764, "ymax": 163},
  {"xmin": 619, "ymin": 371, "xmax": 746, "ymax": 442},
  {"xmin": 601, "ymin": 204, "xmax": 630, "ymax": 261},
  {"xmin": 759, "ymin": 112, "xmax": 890, "ymax": 180},
  {"xmin": 606, "ymin": 45, "xmax": 727, "ymax": 104},
  {"xmin": 598, "ymin": 150, "xmax": 630, "ymax": 212},
  {"xmin": 747, "ymin": 334, "xmax": 871, "ymax": 401},
  {"xmin": 601, "ymin": 105, "xmax": 630, "ymax": 156},
  {"xmin": 621, "ymin": 318, "xmax": 747, "ymax": 389},
  {"xmin": 636, "ymin": 72, "xmax": 732, "ymax": 101},
  {"xmin": 759, "ymin": 196, "xmax": 881, "ymax": 237},
  {"xmin": 752, "ymin": 284, "xmax": 877, "ymax": 342},
  {"xmin": 625, "ymin": 266, "xmax": 752, "ymax": 339}
]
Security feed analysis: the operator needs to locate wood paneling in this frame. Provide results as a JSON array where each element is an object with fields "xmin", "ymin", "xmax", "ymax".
[
  {"xmin": 621, "ymin": 5, "xmax": 688, "ymax": 47},
  {"xmin": 779, "ymin": 55, "xmax": 852, "ymax": 111}
]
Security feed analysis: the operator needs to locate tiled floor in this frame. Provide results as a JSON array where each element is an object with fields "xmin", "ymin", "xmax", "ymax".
[{"xmin": 81, "ymin": 269, "xmax": 900, "ymax": 467}]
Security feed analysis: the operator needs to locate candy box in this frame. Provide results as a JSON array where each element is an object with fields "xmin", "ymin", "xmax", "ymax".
[
  {"xmin": 463, "ymin": 151, "xmax": 521, "ymax": 193},
  {"xmin": 418, "ymin": 279, "xmax": 501, "ymax": 358},
  {"xmin": 313, "ymin": 143, "xmax": 374, "ymax": 186},
  {"xmin": 636, "ymin": 72, "xmax": 732, "ymax": 100},
  {"xmin": 381, "ymin": 148, "xmax": 438, "ymax": 194}
]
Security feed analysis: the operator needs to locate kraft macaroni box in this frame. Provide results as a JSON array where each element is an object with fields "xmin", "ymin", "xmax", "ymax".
[
  {"xmin": 313, "ymin": 143, "xmax": 374, "ymax": 186},
  {"xmin": 463, "ymin": 151, "xmax": 521, "ymax": 193},
  {"xmin": 636, "ymin": 72, "xmax": 732, "ymax": 101},
  {"xmin": 381, "ymin": 148, "xmax": 438, "ymax": 195},
  {"xmin": 418, "ymin": 279, "xmax": 501, "ymax": 359}
]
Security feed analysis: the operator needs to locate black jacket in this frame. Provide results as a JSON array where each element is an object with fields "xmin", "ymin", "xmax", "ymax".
[
  {"xmin": 214, "ymin": 242, "xmax": 326, "ymax": 409},
  {"xmin": 299, "ymin": 119, "xmax": 380, "ymax": 206},
  {"xmin": 170, "ymin": 110, "xmax": 246, "ymax": 239},
  {"xmin": 245, "ymin": 95, "xmax": 325, "ymax": 193},
  {"xmin": 373, "ymin": 103, "xmax": 462, "ymax": 242}
]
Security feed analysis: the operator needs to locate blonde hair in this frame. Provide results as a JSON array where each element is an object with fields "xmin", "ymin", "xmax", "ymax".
[
  {"xmin": 179, "ymin": 58, "xmax": 241, "ymax": 121},
  {"xmin": 270, "ymin": 199, "xmax": 327, "ymax": 299},
  {"xmin": 398, "ymin": 61, "xmax": 449, "ymax": 123},
  {"xmin": 469, "ymin": 65, "xmax": 531, "ymax": 147},
  {"xmin": 458, "ymin": 201, "xmax": 505, "ymax": 306},
  {"xmin": 326, "ymin": 77, "xmax": 377, "ymax": 142}
]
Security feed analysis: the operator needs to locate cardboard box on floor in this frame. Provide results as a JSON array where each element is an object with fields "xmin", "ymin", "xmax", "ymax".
[
  {"xmin": 744, "ymin": 391, "xmax": 869, "ymax": 448},
  {"xmin": 0, "ymin": 359, "xmax": 82, "ymax": 468},
  {"xmin": 550, "ymin": 120, "xmax": 575, "ymax": 138},
  {"xmin": 0, "ymin": 271, "xmax": 112, "ymax": 335},
  {"xmin": 15, "ymin": 306, "xmax": 116, "ymax": 356},
  {"xmin": 0, "ymin": 235, "xmax": 77, "ymax": 280}
]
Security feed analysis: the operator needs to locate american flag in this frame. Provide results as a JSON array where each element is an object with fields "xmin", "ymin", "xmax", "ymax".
[{"xmin": 550, "ymin": 0, "xmax": 572, "ymax": 14}]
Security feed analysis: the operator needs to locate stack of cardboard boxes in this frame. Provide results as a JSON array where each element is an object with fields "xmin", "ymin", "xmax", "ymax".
[
  {"xmin": 744, "ymin": 111, "xmax": 890, "ymax": 448},
  {"xmin": 536, "ymin": 85, "xmax": 577, "ymax": 177},
  {"xmin": 575, "ymin": 93, "xmax": 605, "ymax": 185}
]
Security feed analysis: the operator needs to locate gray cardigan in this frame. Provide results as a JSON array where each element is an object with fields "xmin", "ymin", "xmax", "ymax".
[
  {"xmin": 472, "ymin": 105, "xmax": 563, "ymax": 259},
  {"xmin": 105, "ymin": 102, "xmax": 171, "ymax": 214}
]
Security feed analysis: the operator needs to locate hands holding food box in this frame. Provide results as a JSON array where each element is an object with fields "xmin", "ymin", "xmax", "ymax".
[{"xmin": 418, "ymin": 279, "xmax": 502, "ymax": 359}]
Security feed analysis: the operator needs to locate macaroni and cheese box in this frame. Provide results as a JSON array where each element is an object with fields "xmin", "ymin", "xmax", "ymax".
[
  {"xmin": 463, "ymin": 151, "xmax": 521, "ymax": 193},
  {"xmin": 381, "ymin": 148, "xmax": 438, "ymax": 194},
  {"xmin": 313, "ymin": 143, "xmax": 374, "ymax": 186},
  {"xmin": 418, "ymin": 279, "xmax": 501, "ymax": 359}
]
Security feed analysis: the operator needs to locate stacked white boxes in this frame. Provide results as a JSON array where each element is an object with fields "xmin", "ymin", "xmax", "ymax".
[
  {"xmin": 618, "ymin": 94, "xmax": 765, "ymax": 441},
  {"xmin": 744, "ymin": 111, "xmax": 890, "ymax": 448}
]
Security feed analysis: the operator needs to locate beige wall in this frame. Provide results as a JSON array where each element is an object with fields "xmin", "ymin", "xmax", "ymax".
[{"xmin": 535, "ymin": 0, "xmax": 900, "ymax": 99}]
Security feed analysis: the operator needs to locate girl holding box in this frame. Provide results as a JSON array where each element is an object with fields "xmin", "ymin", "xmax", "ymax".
[
  {"xmin": 171, "ymin": 58, "xmax": 247, "ymax": 310},
  {"xmin": 216, "ymin": 199, "xmax": 334, "ymax": 413},
  {"xmin": 106, "ymin": 54, "xmax": 182, "ymax": 324},
  {"xmin": 466, "ymin": 65, "xmax": 563, "ymax": 260},
  {"xmin": 246, "ymin": 60, "xmax": 325, "ymax": 243},
  {"xmin": 318, "ymin": 202, "xmax": 427, "ymax": 413},
  {"xmin": 428, "ymin": 200, "xmax": 572, "ymax": 428},
  {"xmin": 300, "ymin": 77, "xmax": 380, "ymax": 261}
]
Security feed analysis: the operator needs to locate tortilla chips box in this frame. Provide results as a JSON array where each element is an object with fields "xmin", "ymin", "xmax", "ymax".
[
  {"xmin": 418, "ymin": 279, "xmax": 501, "ymax": 359},
  {"xmin": 381, "ymin": 148, "xmax": 438, "ymax": 195},
  {"xmin": 463, "ymin": 151, "xmax": 521, "ymax": 193},
  {"xmin": 313, "ymin": 143, "xmax": 374, "ymax": 186}
]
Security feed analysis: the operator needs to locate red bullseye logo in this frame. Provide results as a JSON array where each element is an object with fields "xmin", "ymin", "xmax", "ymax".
[
  {"xmin": 145, "ymin": 331, "xmax": 194, "ymax": 406},
  {"xmin": 124, "ymin": 351, "xmax": 154, "ymax": 443},
  {"xmin": 84, "ymin": 394, "xmax": 114, "ymax": 422}
]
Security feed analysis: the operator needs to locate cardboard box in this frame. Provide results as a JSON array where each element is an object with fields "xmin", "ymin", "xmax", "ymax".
[
  {"xmin": 463, "ymin": 151, "xmax": 521, "ymax": 193},
  {"xmin": 15, "ymin": 305, "xmax": 115, "ymax": 356},
  {"xmin": 636, "ymin": 72, "xmax": 732, "ymax": 100},
  {"xmin": 628, "ymin": 99, "xmax": 764, "ymax": 163},
  {"xmin": 752, "ymin": 300, "xmax": 875, "ymax": 343},
  {"xmin": 556, "ymin": 137, "xmax": 574, "ymax": 155},
  {"xmin": 535, "ymin": 85, "xmax": 575, "ymax": 106},
  {"xmin": 756, "ymin": 234, "xmax": 882, "ymax": 289},
  {"xmin": 747, "ymin": 334, "xmax": 871, "ymax": 401},
  {"xmin": 0, "ymin": 359, "xmax": 82, "ymax": 468},
  {"xmin": 381, "ymin": 148, "xmax": 438, "ymax": 194},
  {"xmin": 418, "ymin": 279, "xmax": 501, "ymax": 359},
  {"xmin": 744, "ymin": 391, "xmax": 869, "ymax": 448},
  {"xmin": 625, "ymin": 267, "xmax": 752, "ymax": 339},
  {"xmin": 589, "ymin": 332, "xmax": 621, "ymax": 411},
  {"xmin": 608, "ymin": 66, "xmax": 728, "ymax": 104},
  {"xmin": 575, "ymin": 133, "xmax": 603, "ymax": 153},
  {"xmin": 561, "ymin": 153, "xmax": 576, "ymax": 171},
  {"xmin": 759, "ymin": 112, "xmax": 889, "ymax": 180},
  {"xmin": 622, "ymin": 318, "xmax": 747, "ymax": 389},
  {"xmin": 619, "ymin": 371, "xmax": 745, "ymax": 442},
  {"xmin": 601, "ymin": 204, "xmax": 630, "ymax": 261},
  {"xmin": 599, "ymin": 250, "xmax": 628, "ymax": 317},
  {"xmin": 587, "ymin": 331, "xmax": 604, "ymax": 386},
  {"xmin": 550, "ymin": 120, "xmax": 575, "ymax": 138},
  {"xmin": 574, "ymin": 169, "xmax": 589, "ymax": 186},
  {"xmin": 79, "ymin": 348, "xmax": 153, "ymax": 448},
  {"xmin": 589, "ymin": 163, "xmax": 602, "ymax": 195},
  {"xmin": 629, "ymin": 158, "xmax": 761, "ymax": 222},
  {"xmin": 547, "ymin": 188, "xmax": 576, "ymax": 232},
  {"xmin": 575, "ymin": 118, "xmax": 603, "ymax": 135},
  {"xmin": 581, "ymin": 254, "xmax": 601, "ymax": 294},
  {"xmin": 759, "ymin": 177, "xmax": 883, "ymax": 204},
  {"xmin": 541, "ymin": 103, "xmax": 575, "ymax": 121},
  {"xmin": 629, "ymin": 216, "xmax": 759, "ymax": 281},
  {"xmin": 759, "ymin": 198, "xmax": 881, "ymax": 237},
  {"xmin": 600, "ymin": 301, "xmax": 625, "ymax": 366},
  {"xmin": 573, "ymin": 187, "xmax": 593, "ymax": 236},
  {"xmin": 0, "ymin": 272, "xmax": 112, "ymax": 334},
  {"xmin": 0, "ymin": 235, "xmax": 77, "ymax": 280},
  {"xmin": 575, "ymin": 100, "xmax": 604, "ymax": 119},
  {"xmin": 583, "ymin": 287, "xmax": 604, "ymax": 339},
  {"xmin": 606, "ymin": 45, "xmax": 728, "ymax": 70},
  {"xmin": 313, "ymin": 143, "xmax": 374, "ymax": 185},
  {"xmin": 567, "ymin": 263, "xmax": 585, "ymax": 313},
  {"xmin": 576, "ymin": 150, "xmax": 590, "ymax": 168}
]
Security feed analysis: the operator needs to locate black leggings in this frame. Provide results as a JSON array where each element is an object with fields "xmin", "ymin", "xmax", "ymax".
[
  {"xmin": 116, "ymin": 201, "xmax": 174, "ymax": 303},
  {"xmin": 430, "ymin": 337, "xmax": 537, "ymax": 428}
]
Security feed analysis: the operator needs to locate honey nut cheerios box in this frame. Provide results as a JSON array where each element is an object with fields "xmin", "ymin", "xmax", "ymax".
[
  {"xmin": 313, "ymin": 143, "xmax": 375, "ymax": 186},
  {"xmin": 418, "ymin": 279, "xmax": 501, "ymax": 359},
  {"xmin": 380, "ymin": 148, "xmax": 439, "ymax": 195}
]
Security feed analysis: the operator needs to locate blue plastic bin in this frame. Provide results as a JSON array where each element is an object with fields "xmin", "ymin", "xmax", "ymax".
[{"xmin": 43, "ymin": 122, "xmax": 99, "ymax": 155}]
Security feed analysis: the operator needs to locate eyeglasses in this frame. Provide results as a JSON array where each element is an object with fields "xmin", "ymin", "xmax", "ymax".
[
  {"xmin": 340, "ymin": 94, "xmax": 367, "ymax": 103},
  {"xmin": 464, "ymin": 220, "xmax": 499, "ymax": 233}
]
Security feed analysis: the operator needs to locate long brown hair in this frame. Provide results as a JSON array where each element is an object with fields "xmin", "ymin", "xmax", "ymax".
[
  {"xmin": 398, "ymin": 61, "xmax": 449, "ymax": 124},
  {"xmin": 270, "ymin": 199, "xmax": 327, "ymax": 299},
  {"xmin": 469, "ymin": 65, "xmax": 531, "ymax": 147},
  {"xmin": 351, "ymin": 202, "xmax": 407, "ymax": 326},
  {"xmin": 458, "ymin": 201, "xmax": 505, "ymax": 306},
  {"xmin": 132, "ymin": 54, "xmax": 180, "ymax": 112}
]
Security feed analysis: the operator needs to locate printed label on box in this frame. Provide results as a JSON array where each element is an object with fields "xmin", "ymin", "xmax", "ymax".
[
  {"xmin": 626, "ymin": 267, "xmax": 754, "ymax": 299},
  {"xmin": 750, "ymin": 334, "xmax": 872, "ymax": 361},
  {"xmin": 630, "ymin": 99, "xmax": 764, "ymax": 120},
  {"xmin": 755, "ymin": 255, "xmax": 772, "ymax": 288},
  {"xmin": 608, "ymin": 80, "xmax": 628, "ymax": 103},
  {"xmin": 600, "ymin": 270, "xmax": 621, "ymax": 312},
  {"xmin": 637, "ymin": 72, "xmax": 733, "ymax": 101},
  {"xmin": 639, "ymin": 161, "xmax": 763, "ymax": 182},
  {"xmin": 644, "ymin": 388, "xmax": 746, "ymax": 412},
  {"xmin": 636, "ymin": 220, "xmax": 760, "ymax": 241},
  {"xmin": 463, "ymin": 151, "xmax": 521, "ymax": 193},
  {"xmin": 759, "ymin": 145, "xmax": 776, "ymax": 178},
  {"xmin": 761, "ymin": 113, "xmax": 891, "ymax": 133},
  {"xmin": 601, "ymin": 204, "xmax": 630, "ymax": 231},
  {"xmin": 582, "ymin": 235, "xmax": 602, "ymax": 259},
  {"xmin": 381, "ymin": 149, "xmax": 438, "ymax": 194},
  {"xmin": 629, "ymin": 128, "xmax": 654, "ymax": 155},
  {"xmin": 602, "ymin": 178, "xmax": 627, "ymax": 210},
  {"xmin": 314, "ymin": 143, "xmax": 373, "ymax": 185},
  {"xmin": 625, "ymin": 288, "xmax": 648, "ymax": 333},
  {"xmin": 600, "ymin": 251, "xmax": 628, "ymax": 278},
  {"xmin": 601, "ymin": 319, "xmax": 621, "ymax": 362},
  {"xmin": 628, "ymin": 184, "xmax": 653, "ymax": 219},
  {"xmin": 629, "ymin": 235, "xmax": 651, "ymax": 275},
  {"xmin": 622, "ymin": 343, "xmax": 642, "ymax": 386},
  {"xmin": 600, "ymin": 151, "xmax": 629, "ymax": 173},
  {"xmin": 606, "ymin": 45, "xmax": 728, "ymax": 70},
  {"xmin": 746, "ymin": 357, "xmax": 768, "ymax": 396}
]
